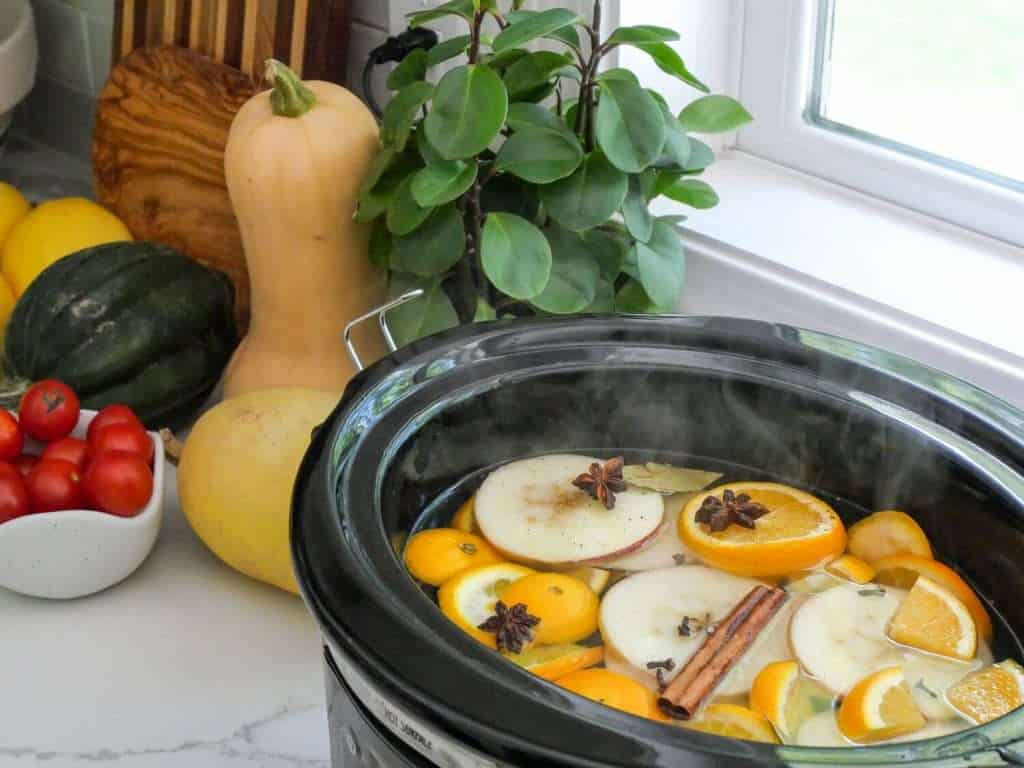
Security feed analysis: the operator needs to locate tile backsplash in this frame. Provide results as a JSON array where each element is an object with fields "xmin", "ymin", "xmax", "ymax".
[{"xmin": 12, "ymin": 0, "xmax": 114, "ymax": 160}]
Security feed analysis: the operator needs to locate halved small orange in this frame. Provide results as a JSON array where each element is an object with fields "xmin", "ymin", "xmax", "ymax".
[
  {"xmin": 450, "ymin": 496, "xmax": 478, "ymax": 533},
  {"xmin": 872, "ymin": 553, "xmax": 992, "ymax": 640},
  {"xmin": 556, "ymin": 668, "xmax": 652, "ymax": 718},
  {"xmin": 499, "ymin": 572, "xmax": 599, "ymax": 644},
  {"xmin": 438, "ymin": 562, "xmax": 534, "ymax": 648},
  {"xmin": 678, "ymin": 483, "xmax": 847, "ymax": 578},
  {"xmin": 846, "ymin": 510, "xmax": 933, "ymax": 563},
  {"xmin": 825, "ymin": 554, "xmax": 876, "ymax": 584},
  {"xmin": 505, "ymin": 643, "xmax": 604, "ymax": 681},
  {"xmin": 404, "ymin": 528, "xmax": 504, "ymax": 586}
]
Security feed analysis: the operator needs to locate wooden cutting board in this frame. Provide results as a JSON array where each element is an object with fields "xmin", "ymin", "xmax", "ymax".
[
  {"xmin": 96, "ymin": 2, "xmax": 353, "ymax": 331},
  {"xmin": 113, "ymin": 0, "xmax": 351, "ymax": 83}
]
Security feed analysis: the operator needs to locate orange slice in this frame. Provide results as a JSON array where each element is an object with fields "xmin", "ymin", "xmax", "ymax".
[
  {"xmin": 499, "ymin": 572, "xmax": 599, "ymax": 644},
  {"xmin": 686, "ymin": 704, "xmax": 780, "ymax": 743},
  {"xmin": 947, "ymin": 660, "xmax": 1024, "ymax": 725},
  {"xmin": 872, "ymin": 553, "xmax": 992, "ymax": 640},
  {"xmin": 505, "ymin": 643, "xmax": 604, "ymax": 681},
  {"xmin": 847, "ymin": 510, "xmax": 933, "ymax": 563},
  {"xmin": 837, "ymin": 667, "xmax": 925, "ymax": 743},
  {"xmin": 404, "ymin": 528, "xmax": 504, "ymax": 586},
  {"xmin": 556, "ymin": 668, "xmax": 652, "ymax": 718},
  {"xmin": 450, "ymin": 496, "xmax": 478, "ymax": 533},
  {"xmin": 438, "ymin": 563, "xmax": 534, "ymax": 648},
  {"xmin": 749, "ymin": 661, "xmax": 800, "ymax": 740},
  {"xmin": 887, "ymin": 577, "xmax": 977, "ymax": 661},
  {"xmin": 563, "ymin": 566, "xmax": 612, "ymax": 595},
  {"xmin": 825, "ymin": 554, "xmax": 876, "ymax": 584},
  {"xmin": 679, "ymin": 483, "xmax": 847, "ymax": 578}
]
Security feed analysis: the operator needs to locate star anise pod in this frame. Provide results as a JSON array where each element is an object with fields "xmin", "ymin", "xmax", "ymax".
[
  {"xmin": 572, "ymin": 457, "xmax": 627, "ymax": 510},
  {"xmin": 477, "ymin": 601, "xmax": 540, "ymax": 654},
  {"xmin": 695, "ymin": 489, "xmax": 771, "ymax": 532}
]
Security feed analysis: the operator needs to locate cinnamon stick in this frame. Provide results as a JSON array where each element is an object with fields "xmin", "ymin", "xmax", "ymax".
[{"xmin": 659, "ymin": 586, "xmax": 788, "ymax": 720}]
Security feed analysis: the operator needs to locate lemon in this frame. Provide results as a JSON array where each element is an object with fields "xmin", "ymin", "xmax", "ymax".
[
  {"xmin": 1, "ymin": 197, "xmax": 132, "ymax": 296},
  {"xmin": 0, "ymin": 182, "xmax": 30, "ymax": 247}
]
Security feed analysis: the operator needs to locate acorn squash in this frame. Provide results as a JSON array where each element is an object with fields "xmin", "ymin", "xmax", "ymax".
[{"xmin": 3, "ymin": 241, "xmax": 237, "ymax": 427}]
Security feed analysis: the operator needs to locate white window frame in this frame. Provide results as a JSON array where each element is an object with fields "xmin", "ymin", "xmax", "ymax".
[{"xmin": 736, "ymin": 0, "xmax": 1024, "ymax": 248}]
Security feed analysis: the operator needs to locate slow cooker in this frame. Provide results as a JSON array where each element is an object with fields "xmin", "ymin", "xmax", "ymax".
[{"xmin": 292, "ymin": 299, "xmax": 1024, "ymax": 767}]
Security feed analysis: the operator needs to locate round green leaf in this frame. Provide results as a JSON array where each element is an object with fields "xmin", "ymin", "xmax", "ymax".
[
  {"xmin": 531, "ymin": 226, "xmax": 599, "ymax": 314},
  {"xmin": 606, "ymin": 25, "xmax": 680, "ymax": 45},
  {"xmin": 387, "ymin": 274, "xmax": 459, "ymax": 346},
  {"xmin": 596, "ymin": 78, "xmax": 666, "ymax": 173},
  {"xmin": 586, "ymin": 280, "xmax": 615, "ymax": 313},
  {"xmin": 493, "ymin": 8, "xmax": 580, "ymax": 52},
  {"xmin": 503, "ymin": 51, "xmax": 575, "ymax": 100},
  {"xmin": 663, "ymin": 178, "xmax": 720, "ymax": 209},
  {"xmin": 684, "ymin": 138, "xmax": 715, "ymax": 173},
  {"xmin": 622, "ymin": 175, "xmax": 654, "ymax": 242},
  {"xmin": 655, "ymin": 98, "xmax": 691, "ymax": 169},
  {"xmin": 387, "ymin": 177, "xmax": 434, "ymax": 236},
  {"xmin": 481, "ymin": 213, "xmax": 551, "ymax": 300},
  {"xmin": 598, "ymin": 68, "xmax": 640, "ymax": 85},
  {"xmin": 615, "ymin": 279, "xmax": 665, "ymax": 314},
  {"xmin": 485, "ymin": 47, "xmax": 530, "ymax": 72},
  {"xmin": 387, "ymin": 49, "xmax": 429, "ymax": 91},
  {"xmin": 411, "ymin": 160, "xmax": 478, "ymax": 206},
  {"xmin": 540, "ymin": 152, "xmax": 628, "ymax": 232},
  {"xmin": 634, "ymin": 220, "xmax": 685, "ymax": 309},
  {"xmin": 494, "ymin": 127, "xmax": 583, "ymax": 184},
  {"xmin": 359, "ymin": 148, "xmax": 398, "ymax": 197},
  {"xmin": 392, "ymin": 205, "xmax": 466, "ymax": 276},
  {"xmin": 407, "ymin": 0, "xmax": 475, "ymax": 28},
  {"xmin": 582, "ymin": 228, "xmax": 628, "ymax": 279},
  {"xmin": 382, "ymin": 81, "xmax": 435, "ymax": 151},
  {"xmin": 679, "ymin": 95, "xmax": 753, "ymax": 134},
  {"xmin": 427, "ymin": 34, "xmax": 471, "ymax": 66},
  {"xmin": 507, "ymin": 102, "xmax": 568, "ymax": 133},
  {"xmin": 630, "ymin": 43, "xmax": 709, "ymax": 93},
  {"xmin": 505, "ymin": 9, "xmax": 581, "ymax": 50},
  {"xmin": 425, "ymin": 64, "xmax": 509, "ymax": 160}
]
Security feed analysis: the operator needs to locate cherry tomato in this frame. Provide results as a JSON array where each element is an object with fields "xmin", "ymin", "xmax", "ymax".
[
  {"xmin": 26, "ymin": 459, "xmax": 84, "ymax": 513},
  {"xmin": 90, "ymin": 423, "xmax": 153, "ymax": 465},
  {"xmin": 83, "ymin": 451, "xmax": 153, "ymax": 517},
  {"xmin": 19, "ymin": 380, "xmax": 80, "ymax": 442},
  {"xmin": 0, "ymin": 411, "xmax": 23, "ymax": 460},
  {"xmin": 13, "ymin": 454, "xmax": 39, "ymax": 478},
  {"xmin": 87, "ymin": 405, "xmax": 143, "ymax": 444},
  {"xmin": 41, "ymin": 437, "xmax": 91, "ymax": 471},
  {"xmin": 0, "ymin": 466, "xmax": 29, "ymax": 523}
]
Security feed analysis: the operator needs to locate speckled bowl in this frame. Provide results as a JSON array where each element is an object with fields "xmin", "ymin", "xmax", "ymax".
[
  {"xmin": 0, "ymin": 410, "xmax": 164, "ymax": 600},
  {"xmin": 0, "ymin": 0, "xmax": 37, "ymax": 144}
]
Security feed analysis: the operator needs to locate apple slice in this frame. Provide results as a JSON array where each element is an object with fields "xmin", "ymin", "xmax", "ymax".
[
  {"xmin": 598, "ymin": 565, "xmax": 776, "ymax": 693},
  {"xmin": 475, "ymin": 455, "xmax": 664, "ymax": 565},
  {"xmin": 790, "ymin": 582, "xmax": 906, "ymax": 694},
  {"xmin": 597, "ymin": 494, "xmax": 697, "ymax": 571},
  {"xmin": 563, "ymin": 566, "xmax": 612, "ymax": 595}
]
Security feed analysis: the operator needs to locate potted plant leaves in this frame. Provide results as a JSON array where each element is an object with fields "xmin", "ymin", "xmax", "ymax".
[{"xmin": 357, "ymin": 0, "xmax": 753, "ymax": 345}]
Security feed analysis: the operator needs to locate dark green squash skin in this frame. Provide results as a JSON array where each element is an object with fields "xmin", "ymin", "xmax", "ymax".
[{"xmin": 4, "ymin": 242, "xmax": 238, "ymax": 428}]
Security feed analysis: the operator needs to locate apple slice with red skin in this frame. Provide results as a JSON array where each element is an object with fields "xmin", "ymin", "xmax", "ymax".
[
  {"xmin": 474, "ymin": 454, "xmax": 664, "ymax": 566},
  {"xmin": 596, "ymin": 493, "xmax": 697, "ymax": 571}
]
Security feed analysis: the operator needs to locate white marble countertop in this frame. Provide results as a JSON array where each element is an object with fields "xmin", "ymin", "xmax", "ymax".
[{"xmin": 0, "ymin": 466, "xmax": 331, "ymax": 767}]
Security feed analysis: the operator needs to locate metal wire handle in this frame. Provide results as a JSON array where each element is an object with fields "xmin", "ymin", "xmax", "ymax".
[{"xmin": 343, "ymin": 289, "xmax": 425, "ymax": 371}]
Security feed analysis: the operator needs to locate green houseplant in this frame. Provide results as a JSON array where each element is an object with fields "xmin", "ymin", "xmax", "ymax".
[{"xmin": 357, "ymin": 0, "xmax": 752, "ymax": 344}]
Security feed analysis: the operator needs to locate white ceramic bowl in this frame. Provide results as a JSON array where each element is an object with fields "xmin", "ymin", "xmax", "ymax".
[
  {"xmin": 0, "ymin": 410, "xmax": 164, "ymax": 600},
  {"xmin": 0, "ymin": 0, "xmax": 37, "ymax": 140}
]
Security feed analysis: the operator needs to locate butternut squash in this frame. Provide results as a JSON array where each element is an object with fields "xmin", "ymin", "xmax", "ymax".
[{"xmin": 222, "ymin": 60, "xmax": 386, "ymax": 398}]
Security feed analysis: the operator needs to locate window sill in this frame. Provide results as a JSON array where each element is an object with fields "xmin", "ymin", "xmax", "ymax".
[{"xmin": 655, "ymin": 150, "xmax": 1024, "ymax": 409}]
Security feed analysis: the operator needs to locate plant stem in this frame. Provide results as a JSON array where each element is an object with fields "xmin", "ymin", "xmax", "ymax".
[
  {"xmin": 460, "ymin": 10, "xmax": 489, "ymax": 313},
  {"xmin": 574, "ymin": 0, "xmax": 604, "ymax": 151}
]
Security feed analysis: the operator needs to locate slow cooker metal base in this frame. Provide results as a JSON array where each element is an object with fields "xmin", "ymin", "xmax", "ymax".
[{"xmin": 325, "ymin": 646, "xmax": 512, "ymax": 768}]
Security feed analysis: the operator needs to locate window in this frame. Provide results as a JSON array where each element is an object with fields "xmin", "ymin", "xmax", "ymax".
[
  {"xmin": 737, "ymin": 0, "xmax": 1024, "ymax": 247},
  {"xmin": 812, "ymin": 0, "xmax": 1024, "ymax": 190}
]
